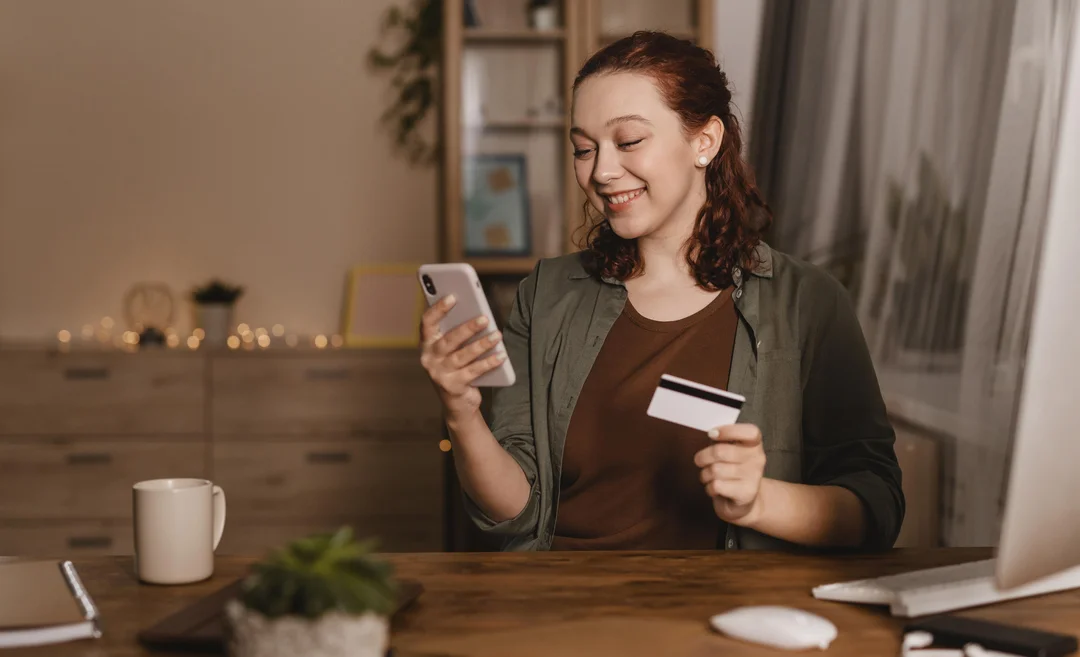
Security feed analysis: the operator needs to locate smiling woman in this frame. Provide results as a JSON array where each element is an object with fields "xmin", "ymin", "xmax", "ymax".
[{"xmin": 419, "ymin": 31, "xmax": 904, "ymax": 553}]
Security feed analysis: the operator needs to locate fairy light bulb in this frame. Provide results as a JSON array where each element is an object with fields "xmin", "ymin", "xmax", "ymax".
[
  {"xmin": 193, "ymin": 328, "xmax": 206, "ymax": 340},
  {"xmin": 314, "ymin": 335, "xmax": 328, "ymax": 349},
  {"xmin": 57, "ymin": 330, "xmax": 71, "ymax": 343},
  {"xmin": 187, "ymin": 336, "xmax": 200, "ymax": 349},
  {"xmin": 272, "ymin": 324, "xmax": 285, "ymax": 337},
  {"xmin": 227, "ymin": 335, "xmax": 241, "ymax": 349},
  {"xmin": 257, "ymin": 334, "xmax": 271, "ymax": 348}
]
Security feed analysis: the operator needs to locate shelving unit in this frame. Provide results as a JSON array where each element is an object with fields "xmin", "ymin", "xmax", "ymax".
[
  {"xmin": 582, "ymin": 0, "xmax": 713, "ymax": 54},
  {"xmin": 441, "ymin": 0, "xmax": 580, "ymax": 277},
  {"xmin": 440, "ymin": 0, "xmax": 714, "ymax": 278}
]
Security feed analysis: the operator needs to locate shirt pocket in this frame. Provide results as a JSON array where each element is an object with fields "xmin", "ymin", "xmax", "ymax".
[{"xmin": 755, "ymin": 349, "xmax": 803, "ymax": 455}]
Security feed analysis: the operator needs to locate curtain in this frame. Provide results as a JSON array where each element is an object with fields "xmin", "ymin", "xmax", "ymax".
[{"xmin": 751, "ymin": 0, "xmax": 1076, "ymax": 546}]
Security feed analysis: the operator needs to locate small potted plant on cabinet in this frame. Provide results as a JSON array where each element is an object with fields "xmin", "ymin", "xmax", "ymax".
[
  {"xmin": 191, "ymin": 279, "xmax": 243, "ymax": 346},
  {"xmin": 226, "ymin": 527, "xmax": 397, "ymax": 657}
]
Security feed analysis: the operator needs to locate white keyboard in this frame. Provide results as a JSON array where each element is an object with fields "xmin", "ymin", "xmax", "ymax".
[{"xmin": 812, "ymin": 558, "xmax": 1080, "ymax": 617}]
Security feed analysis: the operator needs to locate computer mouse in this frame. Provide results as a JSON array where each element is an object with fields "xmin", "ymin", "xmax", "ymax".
[{"xmin": 709, "ymin": 605, "xmax": 838, "ymax": 650}]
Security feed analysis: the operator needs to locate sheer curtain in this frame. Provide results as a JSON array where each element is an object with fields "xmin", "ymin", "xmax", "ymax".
[{"xmin": 753, "ymin": 0, "xmax": 1076, "ymax": 546}]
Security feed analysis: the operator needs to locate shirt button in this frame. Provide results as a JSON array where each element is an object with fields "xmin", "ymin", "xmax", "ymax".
[
  {"xmin": 726, "ymin": 539, "xmax": 735, "ymax": 549},
  {"xmin": 734, "ymin": 289, "xmax": 743, "ymax": 300}
]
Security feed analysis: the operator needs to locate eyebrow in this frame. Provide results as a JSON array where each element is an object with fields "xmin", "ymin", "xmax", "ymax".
[{"xmin": 570, "ymin": 114, "xmax": 652, "ymax": 137}]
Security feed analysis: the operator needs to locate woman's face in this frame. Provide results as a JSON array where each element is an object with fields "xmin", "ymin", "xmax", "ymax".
[{"xmin": 570, "ymin": 72, "xmax": 715, "ymax": 243}]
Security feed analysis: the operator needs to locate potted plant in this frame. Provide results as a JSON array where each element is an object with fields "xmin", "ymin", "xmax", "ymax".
[
  {"xmin": 528, "ymin": 0, "xmax": 558, "ymax": 30},
  {"xmin": 225, "ymin": 527, "xmax": 398, "ymax": 657},
  {"xmin": 191, "ymin": 279, "xmax": 243, "ymax": 346}
]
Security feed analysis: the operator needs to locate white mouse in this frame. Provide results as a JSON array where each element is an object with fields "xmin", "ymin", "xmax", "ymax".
[{"xmin": 709, "ymin": 605, "xmax": 838, "ymax": 651}]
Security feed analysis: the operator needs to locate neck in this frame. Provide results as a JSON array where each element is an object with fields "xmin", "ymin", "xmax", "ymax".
[{"xmin": 635, "ymin": 181, "xmax": 706, "ymax": 286}]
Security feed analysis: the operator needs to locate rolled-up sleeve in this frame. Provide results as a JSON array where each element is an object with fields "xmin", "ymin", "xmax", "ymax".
[
  {"xmin": 801, "ymin": 276, "xmax": 906, "ymax": 550},
  {"xmin": 460, "ymin": 268, "xmax": 542, "ymax": 540}
]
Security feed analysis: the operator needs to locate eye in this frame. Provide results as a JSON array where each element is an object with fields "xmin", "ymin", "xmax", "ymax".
[
  {"xmin": 573, "ymin": 147, "xmax": 594, "ymax": 159},
  {"xmin": 618, "ymin": 138, "xmax": 644, "ymax": 149}
]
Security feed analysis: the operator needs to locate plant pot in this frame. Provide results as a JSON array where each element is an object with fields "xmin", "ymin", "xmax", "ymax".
[
  {"xmin": 225, "ymin": 601, "xmax": 389, "ymax": 657},
  {"xmin": 194, "ymin": 303, "xmax": 234, "ymax": 346}
]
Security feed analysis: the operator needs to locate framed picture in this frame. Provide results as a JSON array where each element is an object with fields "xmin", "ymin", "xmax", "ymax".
[
  {"xmin": 341, "ymin": 264, "xmax": 426, "ymax": 348},
  {"xmin": 463, "ymin": 153, "xmax": 531, "ymax": 257}
]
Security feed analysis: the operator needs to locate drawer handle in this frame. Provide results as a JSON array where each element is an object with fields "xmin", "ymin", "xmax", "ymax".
[
  {"xmin": 66, "ymin": 452, "xmax": 113, "ymax": 465},
  {"xmin": 305, "ymin": 451, "xmax": 351, "ymax": 464},
  {"xmin": 68, "ymin": 536, "xmax": 113, "ymax": 549},
  {"xmin": 63, "ymin": 367, "xmax": 111, "ymax": 380},
  {"xmin": 304, "ymin": 367, "xmax": 350, "ymax": 381}
]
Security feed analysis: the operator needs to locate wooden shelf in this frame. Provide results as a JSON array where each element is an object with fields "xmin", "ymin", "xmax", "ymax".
[
  {"xmin": 464, "ymin": 28, "xmax": 567, "ymax": 43},
  {"xmin": 465, "ymin": 118, "xmax": 565, "ymax": 131}
]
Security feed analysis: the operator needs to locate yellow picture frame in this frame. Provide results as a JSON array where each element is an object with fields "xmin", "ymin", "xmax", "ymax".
[{"xmin": 341, "ymin": 263, "xmax": 427, "ymax": 348}]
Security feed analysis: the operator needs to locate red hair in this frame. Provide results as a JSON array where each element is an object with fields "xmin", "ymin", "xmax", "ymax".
[{"xmin": 573, "ymin": 31, "xmax": 771, "ymax": 289}]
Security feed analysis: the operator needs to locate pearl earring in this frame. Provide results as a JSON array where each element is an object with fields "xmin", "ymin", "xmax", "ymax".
[{"xmin": 697, "ymin": 156, "xmax": 709, "ymax": 167}]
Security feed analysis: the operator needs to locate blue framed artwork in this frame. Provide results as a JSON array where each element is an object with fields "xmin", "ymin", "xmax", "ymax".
[{"xmin": 463, "ymin": 153, "xmax": 531, "ymax": 257}]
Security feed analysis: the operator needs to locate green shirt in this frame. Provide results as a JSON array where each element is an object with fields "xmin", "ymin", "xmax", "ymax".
[{"xmin": 464, "ymin": 243, "xmax": 905, "ymax": 551}]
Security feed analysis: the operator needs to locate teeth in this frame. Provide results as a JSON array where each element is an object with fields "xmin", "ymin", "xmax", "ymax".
[{"xmin": 606, "ymin": 189, "xmax": 644, "ymax": 204}]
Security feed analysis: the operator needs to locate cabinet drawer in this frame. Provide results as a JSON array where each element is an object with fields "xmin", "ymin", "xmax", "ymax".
[
  {"xmin": 0, "ymin": 441, "xmax": 207, "ymax": 519},
  {"xmin": 211, "ymin": 352, "xmax": 442, "ymax": 436},
  {"xmin": 0, "ymin": 521, "xmax": 133, "ymax": 557},
  {"xmin": 213, "ymin": 439, "xmax": 443, "ymax": 522},
  {"xmin": 0, "ymin": 352, "xmax": 204, "ymax": 435},
  {"xmin": 217, "ymin": 518, "xmax": 442, "ymax": 556}
]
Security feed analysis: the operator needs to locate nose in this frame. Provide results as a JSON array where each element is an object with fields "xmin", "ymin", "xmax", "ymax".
[{"xmin": 591, "ymin": 144, "xmax": 623, "ymax": 186}]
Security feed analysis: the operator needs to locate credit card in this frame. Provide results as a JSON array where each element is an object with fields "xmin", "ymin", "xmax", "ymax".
[{"xmin": 645, "ymin": 374, "xmax": 745, "ymax": 432}]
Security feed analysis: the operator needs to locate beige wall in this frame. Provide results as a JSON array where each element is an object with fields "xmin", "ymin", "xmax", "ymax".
[{"xmin": 0, "ymin": 0, "xmax": 437, "ymax": 340}]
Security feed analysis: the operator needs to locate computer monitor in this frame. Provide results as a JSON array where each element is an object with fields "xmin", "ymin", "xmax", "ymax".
[{"xmin": 994, "ymin": 12, "xmax": 1080, "ymax": 591}]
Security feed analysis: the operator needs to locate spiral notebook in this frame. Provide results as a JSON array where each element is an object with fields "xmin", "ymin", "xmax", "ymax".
[{"xmin": 0, "ymin": 559, "xmax": 102, "ymax": 649}]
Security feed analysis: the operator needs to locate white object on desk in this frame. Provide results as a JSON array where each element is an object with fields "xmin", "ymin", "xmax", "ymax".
[
  {"xmin": 811, "ymin": 558, "xmax": 1080, "ymax": 617},
  {"xmin": 901, "ymin": 631, "xmax": 1022, "ymax": 657},
  {"xmin": 709, "ymin": 606, "xmax": 837, "ymax": 650}
]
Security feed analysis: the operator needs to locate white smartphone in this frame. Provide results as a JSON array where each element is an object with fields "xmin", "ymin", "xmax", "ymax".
[{"xmin": 418, "ymin": 263, "xmax": 516, "ymax": 387}]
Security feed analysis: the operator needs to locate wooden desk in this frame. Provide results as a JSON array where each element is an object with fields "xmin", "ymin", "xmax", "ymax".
[{"xmin": 9, "ymin": 549, "xmax": 1080, "ymax": 656}]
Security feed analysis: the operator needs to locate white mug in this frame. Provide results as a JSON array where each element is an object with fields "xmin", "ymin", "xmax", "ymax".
[{"xmin": 133, "ymin": 478, "xmax": 226, "ymax": 585}]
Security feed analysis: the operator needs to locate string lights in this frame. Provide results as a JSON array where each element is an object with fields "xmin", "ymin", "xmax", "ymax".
[{"xmin": 56, "ymin": 318, "xmax": 347, "ymax": 352}]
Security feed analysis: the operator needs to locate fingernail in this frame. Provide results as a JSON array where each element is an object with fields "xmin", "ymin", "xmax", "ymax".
[
  {"xmin": 708, "ymin": 429, "xmax": 719, "ymax": 439},
  {"xmin": 489, "ymin": 331, "xmax": 502, "ymax": 343},
  {"xmin": 476, "ymin": 316, "xmax": 489, "ymax": 327},
  {"xmin": 444, "ymin": 294, "xmax": 456, "ymax": 306}
]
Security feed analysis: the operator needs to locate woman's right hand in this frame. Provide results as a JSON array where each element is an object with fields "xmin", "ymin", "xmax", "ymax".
[{"xmin": 419, "ymin": 294, "xmax": 507, "ymax": 420}]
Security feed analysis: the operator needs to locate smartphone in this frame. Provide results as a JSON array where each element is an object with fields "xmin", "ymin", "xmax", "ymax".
[
  {"xmin": 417, "ymin": 263, "xmax": 516, "ymax": 387},
  {"xmin": 903, "ymin": 615, "xmax": 1078, "ymax": 657}
]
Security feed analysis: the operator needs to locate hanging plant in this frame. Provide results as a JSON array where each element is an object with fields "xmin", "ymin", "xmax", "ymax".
[{"xmin": 368, "ymin": 0, "xmax": 442, "ymax": 165}]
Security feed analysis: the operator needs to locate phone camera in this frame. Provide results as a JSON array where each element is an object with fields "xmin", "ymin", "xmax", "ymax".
[{"xmin": 421, "ymin": 274, "xmax": 437, "ymax": 295}]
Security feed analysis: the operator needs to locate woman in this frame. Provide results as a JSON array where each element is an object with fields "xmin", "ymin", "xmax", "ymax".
[{"xmin": 420, "ymin": 32, "xmax": 904, "ymax": 551}]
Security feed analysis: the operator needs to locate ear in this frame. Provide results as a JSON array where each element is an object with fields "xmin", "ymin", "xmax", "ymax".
[{"xmin": 694, "ymin": 116, "xmax": 726, "ymax": 165}]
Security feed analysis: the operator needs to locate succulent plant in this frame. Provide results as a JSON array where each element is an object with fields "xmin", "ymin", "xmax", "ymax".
[
  {"xmin": 237, "ymin": 527, "xmax": 397, "ymax": 620},
  {"xmin": 191, "ymin": 279, "xmax": 244, "ymax": 305}
]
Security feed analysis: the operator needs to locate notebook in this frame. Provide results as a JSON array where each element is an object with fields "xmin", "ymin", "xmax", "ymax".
[
  {"xmin": 0, "ymin": 560, "xmax": 102, "ymax": 649},
  {"xmin": 137, "ymin": 576, "xmax": 425, "ymax": 653}
]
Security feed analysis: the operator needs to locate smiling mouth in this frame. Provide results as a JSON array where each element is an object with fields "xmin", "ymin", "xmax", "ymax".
[{"xmin": 602, "ymin": 188, "xmax": 646, "ymax": 208}]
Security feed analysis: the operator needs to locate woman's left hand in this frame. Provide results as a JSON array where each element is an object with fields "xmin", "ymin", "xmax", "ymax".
[{"xmin": 694, "ymin": 424, "xmax": 767, "ymax": 525}]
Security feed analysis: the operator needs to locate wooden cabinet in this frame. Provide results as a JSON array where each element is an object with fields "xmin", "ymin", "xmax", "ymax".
[
  {"xmin": 0, "ymin": 440, "xmax": 206, "ymax": 518},
  {"xmin": 211, "ymin": 352, "xmax": 442, "ymax": 436},
  {"xmin": 0, "ymin": 347, "xmax": 446, "ymax": 558},
  {"xmin": 0, "ymin": 351, "xmax": 204, "ymax": 435}
]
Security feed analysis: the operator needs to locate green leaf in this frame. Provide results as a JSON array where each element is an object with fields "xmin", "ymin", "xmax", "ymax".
[{"xmin": 237, "ymin": 525, "xmax": 396, "ymax": 620}]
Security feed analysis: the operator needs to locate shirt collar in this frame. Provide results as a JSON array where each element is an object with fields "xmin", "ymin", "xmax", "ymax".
[{"xmin": 567, "ymin": 242, "xmax": 774, "ymax": 282}]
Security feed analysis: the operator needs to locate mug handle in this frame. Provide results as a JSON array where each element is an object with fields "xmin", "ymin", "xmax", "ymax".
[{"xmin": 211, "ymin": 485, "xmax": 226, "ymax": 551}]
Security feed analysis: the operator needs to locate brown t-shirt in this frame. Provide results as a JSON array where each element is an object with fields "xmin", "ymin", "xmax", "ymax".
[{"xmin": 551, "ymin": 288, "xmax": 739, "ymax": 550}]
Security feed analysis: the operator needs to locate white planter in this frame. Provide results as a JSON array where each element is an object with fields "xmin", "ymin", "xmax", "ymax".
[
  {"xmin": 194, "ymin": 303, "xmax": 234, "ymax": 346},
  {"xmin": 225, "ymin": 601, "xmax": 389, "ymax": 657}
]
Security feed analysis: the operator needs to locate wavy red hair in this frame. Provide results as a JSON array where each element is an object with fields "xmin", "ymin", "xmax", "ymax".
[{"xmin": 573, "ymin": 31, "xmax": 771, "ymax": 289}]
